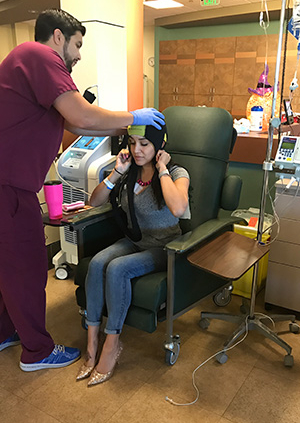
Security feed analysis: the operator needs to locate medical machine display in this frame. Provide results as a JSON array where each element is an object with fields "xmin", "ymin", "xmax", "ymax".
[
  {"xmin": 72, "ymin": 136, "xmax": 105, "ymax": 150},
  {"xmin": 275, "ymin": 136, "xmax": 300, "ymax": 169}
]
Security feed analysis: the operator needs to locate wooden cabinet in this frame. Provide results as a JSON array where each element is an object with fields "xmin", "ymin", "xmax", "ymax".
[
  {"xmin": 159, "ymin": 34, "xmax": 300, "ymax": 118},
  {"xmin": 159, "ymin": 40, "xmax": 195, "ymax": 107},
  {"xmin": 159, "ymin": 93, "xmax": 194, "ymax": 111},
  {"xmin": 160, "ymin": 64, "xmax": 195, "ymax": 94},
  {"xmin": 194, "ymin": 37, "xmax": 215, "ymax": 107},
  {"xmin": 159, "ymin": 36, "xmax": 236, "ymax": 113}
]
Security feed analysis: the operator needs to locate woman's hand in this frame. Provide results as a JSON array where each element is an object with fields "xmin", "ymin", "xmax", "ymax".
[
  {"xmin": 156, "ymin": 150, "xmax": 171, "ymax": 173},
  {"xmin": 115, "ymin": 148, "xmax": 132, "ymax": 174}
]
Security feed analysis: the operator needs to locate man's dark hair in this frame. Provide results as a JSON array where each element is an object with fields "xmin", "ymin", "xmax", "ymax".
[{"xmin": 35, "ymin": 9, "xmax": 86, "ymax": 43}]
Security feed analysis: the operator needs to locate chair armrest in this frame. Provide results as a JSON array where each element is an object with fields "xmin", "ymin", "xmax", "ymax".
[
  {"xmin": 165, "ymin": 216, "xmax": 246, "ymax": 254},
  {"xmin": 66, "ymin": 204, "xmax": 113, "ymax": 230}
]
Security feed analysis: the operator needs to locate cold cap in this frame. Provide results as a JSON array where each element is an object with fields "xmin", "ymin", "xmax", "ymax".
[{"xmin": 127, "ymin": 124, "xmax": 167, "ymax": 152}]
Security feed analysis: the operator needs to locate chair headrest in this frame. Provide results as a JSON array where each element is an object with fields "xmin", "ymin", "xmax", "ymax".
[{"xmin": 163, "ymin": 106, "xmax": 234, "ymax": 162}]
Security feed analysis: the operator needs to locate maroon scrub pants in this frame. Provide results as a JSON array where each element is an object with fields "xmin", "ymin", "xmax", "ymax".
[{"xmin": 0, "ymin": 185, "xmax": 54, "ymax": 363}]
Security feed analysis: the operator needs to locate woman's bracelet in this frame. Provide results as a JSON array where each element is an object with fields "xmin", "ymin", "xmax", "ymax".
[
  {"xmin": 158, "ymin": 169, "xmax": 171, "ymax": 179},
  {"xmin": 103, "ymin": 177, "xmax": 115, "ymax": 190},
  {"xmin": 114, "ymin": 167, "xmax": 123, "ymax": 176}
]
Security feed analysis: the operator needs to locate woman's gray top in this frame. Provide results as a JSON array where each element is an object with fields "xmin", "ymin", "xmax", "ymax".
[{"xmin": 121, "ymin": 166, "xmax": 190, "ymax": 250}]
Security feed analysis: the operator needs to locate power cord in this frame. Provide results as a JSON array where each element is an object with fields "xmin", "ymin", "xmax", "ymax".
[
  {"xmin": 165, "ymin": 314, "xmax": 249, "ymax": 406},
  {"xmin": 258, "ymin": 178, "xmax": 300, "ymax": 247},
  {"xmin": 254, "ymin": 312, "xmax": 276, "ymax": 330},
  {"xmin": 165, "ymin": 311, "xmax": 278, "ymax": 407}
]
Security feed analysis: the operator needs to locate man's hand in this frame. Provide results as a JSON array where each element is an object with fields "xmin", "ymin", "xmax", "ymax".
[{"xmin": 130, "ymin": 108, "xmax": 165, "ymax": 129}]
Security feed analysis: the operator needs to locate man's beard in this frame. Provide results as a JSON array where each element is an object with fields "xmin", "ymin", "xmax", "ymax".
[{"xmin": 63, "ymin": 42, "xmax": 73, "ymax": 74}]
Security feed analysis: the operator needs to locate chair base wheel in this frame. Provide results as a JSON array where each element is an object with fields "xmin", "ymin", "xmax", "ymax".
[
  {"xmin": 55, "ymin": 263, "xmax": 71, "ymax": 280},
  {"xmin": 289, "ymin": 323, "xmax": 300, "ymax": 334},
  {"xmin": 199, "ymin": 318, "xmax": 210, "ymax": 330},
  {"xmin": 213, "ymin": 290, "xmax": 231, "ymax": 307},
  {"xmin": 165, "ymin": 336, "xmax": 180, "ymax": 366},
  {"xmin": 216, "ymin": 352, "xmax": 228, "ymax": 364},
  {"xmin": 284, "ymin": 354, "xmax": 294, "ymax": 367}
]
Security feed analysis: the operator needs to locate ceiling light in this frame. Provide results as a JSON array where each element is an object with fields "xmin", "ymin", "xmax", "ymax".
[{"xmin": 143, "ymin": 0, "xmax": 184, "ymax": 9}]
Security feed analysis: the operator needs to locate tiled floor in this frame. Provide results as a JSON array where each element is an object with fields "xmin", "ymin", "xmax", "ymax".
[{"xmin": 1, "ymin": 269, "xmax": 300, "ymax": 423}]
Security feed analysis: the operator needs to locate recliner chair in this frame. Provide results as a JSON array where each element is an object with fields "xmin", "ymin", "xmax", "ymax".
[{"xmin": 74, "ymin": 106, "xmax": 245, "ymax": 365}]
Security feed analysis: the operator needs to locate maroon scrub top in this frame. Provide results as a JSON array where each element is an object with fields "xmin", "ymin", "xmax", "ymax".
[{"xmin": 0, "ymin": 42, "xmax": 78, "ymax": 192}]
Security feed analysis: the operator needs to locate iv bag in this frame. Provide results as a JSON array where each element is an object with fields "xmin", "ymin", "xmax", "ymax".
[{"xmin": 294, "ymin": 0, "xmax": 300, "ymax": 30}]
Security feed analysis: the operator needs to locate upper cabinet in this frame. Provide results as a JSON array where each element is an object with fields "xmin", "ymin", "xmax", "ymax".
[
  {"xmin": 159, "ymin": 34, "xmax": 300, "ymax": 119},
  {"xmin": 159, "ymin": 40, "xmax": 195, "ymax": 95}
]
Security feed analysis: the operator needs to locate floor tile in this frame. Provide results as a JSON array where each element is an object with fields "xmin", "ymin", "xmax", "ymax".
[
  {"xmin": 25, "ymin": 358, "xmax": 144, "ymax": 423},
  {"xmin": 252, "ymin": 320, "xmax": 300, "ymax": 380},
  {"xmin": 2, "ymin": 268, "xmax": 300, "ymax": 423},
  {"xmin": 1, "ymin": 393, "xmax": 60, "ymax": 423},
  {"xmin": 105, "ymin": 383, "xmax": 224, "ymax": 423},
  {"xmin": 0, "ymin": 386, "xmax": 11, "ymax": 406},
  {"xmin": 0, "ymin": 344, "xmax": 63, "ymax": 399},
  {"xmin": 147, "ymin": 344, "xmax": 253, "ymax": 416},
  {"xmin": 224, "ymin": 366, "xmax": 300, "ymax": 423}
]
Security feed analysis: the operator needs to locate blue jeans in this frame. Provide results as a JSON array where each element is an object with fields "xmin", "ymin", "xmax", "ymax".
[{"xmin": 85, "ymin": 238, "xmax": 167, "ymax": 334}]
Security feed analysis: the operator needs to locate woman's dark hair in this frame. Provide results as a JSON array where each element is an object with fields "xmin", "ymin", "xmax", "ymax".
[
  {"xmin": 110, "ymin": 152, "xmax": 175, "ymax": 242},
  {"xmin": 110, "ymin": 164, "xmax": 142, "ymax": 242},
  {"xmin": 150, "ymin": 156, "xmax": 174, "ymax": 209},
  {"xmin": 126, "ymin": 135, "xmax": 172, "ymax": 210},
  {"xmin": 35, "ymin": 9, "xmax": 86, "ymax": 43}
]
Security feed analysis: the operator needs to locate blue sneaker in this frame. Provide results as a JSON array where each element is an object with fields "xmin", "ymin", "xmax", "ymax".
[
  {"xmin": 0, "ymin": 332, "xmax": 21, "ymax": 352},
  {"xmin": 19, "ymin": 344, "xmax": 81, "ymax": 372}
]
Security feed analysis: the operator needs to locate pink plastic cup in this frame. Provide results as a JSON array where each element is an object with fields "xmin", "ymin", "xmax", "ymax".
[{"xmin": 43, "ymin": 180, "xmax": 63, "ymax": 220}]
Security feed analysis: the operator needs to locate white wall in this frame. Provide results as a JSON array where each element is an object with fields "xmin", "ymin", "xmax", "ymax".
[
  {"xmin": 0, "ymin": 25, "xmax": 15, "ymax": 61},
  {"xmin": 61, "ymin": 0, "xmax": 127, "ymax": 26},
  {"xmin": 143, "ymin": 25, "xmax": 155, "ymax": 108},
  {"xmin": 0, "ymin": 21, "xmax": 34, "ymax": 62},
  {"xmin": 14, "ymin": 22, "xmax": 34, "ymax": 45},
  {"xmin": 61, "ymin": 0, "xmax": 128, "ymax": 111}
]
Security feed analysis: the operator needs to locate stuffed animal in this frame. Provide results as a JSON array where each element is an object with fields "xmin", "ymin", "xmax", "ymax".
[{"xmin": 246, "ymin": 65, "xmax": 280, "ymax": 131}]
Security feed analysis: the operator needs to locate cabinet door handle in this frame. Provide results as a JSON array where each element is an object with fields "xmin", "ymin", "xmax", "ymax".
[{"xmin": 213, "ymin": 87, "xmax": 216, "ymax": 93}]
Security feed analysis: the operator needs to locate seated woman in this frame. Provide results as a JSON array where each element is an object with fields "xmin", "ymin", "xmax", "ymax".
[{"xmin": 76, "ymin": 123, "xmax": 190, "ymax": 387}]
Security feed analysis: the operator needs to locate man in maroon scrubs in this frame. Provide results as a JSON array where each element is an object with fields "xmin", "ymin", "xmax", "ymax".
[{"xmin": 0, "ymin": 9, "xmax": 164, "ymax": 371}]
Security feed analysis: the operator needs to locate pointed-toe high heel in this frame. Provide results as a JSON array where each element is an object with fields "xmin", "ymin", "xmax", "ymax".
[
  {"xmin": 76, "ymin": 333, "xmax": 105, "ymax": 381},
  {"xmin": 76, "ymin": 362, "xmax": 94, "ymax": 381},
  {"xmin": 87, "ymin": 342, "xmax": 123, "ymax": 387}
]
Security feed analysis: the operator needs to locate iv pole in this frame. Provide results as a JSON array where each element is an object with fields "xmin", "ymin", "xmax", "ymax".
[
  {"xmin": 257, "ymin": 0, "xmax": 287, "ymax": 246},
  {"xmin": 248, "ymin": 0, "xmax": 289, "ymax": 319},
  {"xmin": 218, "ymin": 0, "xmax": 297, "ymax": 367}
]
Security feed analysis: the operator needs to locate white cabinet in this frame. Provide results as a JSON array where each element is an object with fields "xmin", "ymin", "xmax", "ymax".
[{"xmin": 265, "ymin": 180, "xmax": 300, "ymax": 311}]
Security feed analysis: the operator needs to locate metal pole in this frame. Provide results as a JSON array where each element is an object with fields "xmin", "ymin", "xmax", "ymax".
[
  {"xmin": 165, "ymin": 250, "xmax": 175, "ymax": 345},
  {"xmin": 257, "ymin": 0, "xmax": 287, "ymax": 243}
]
